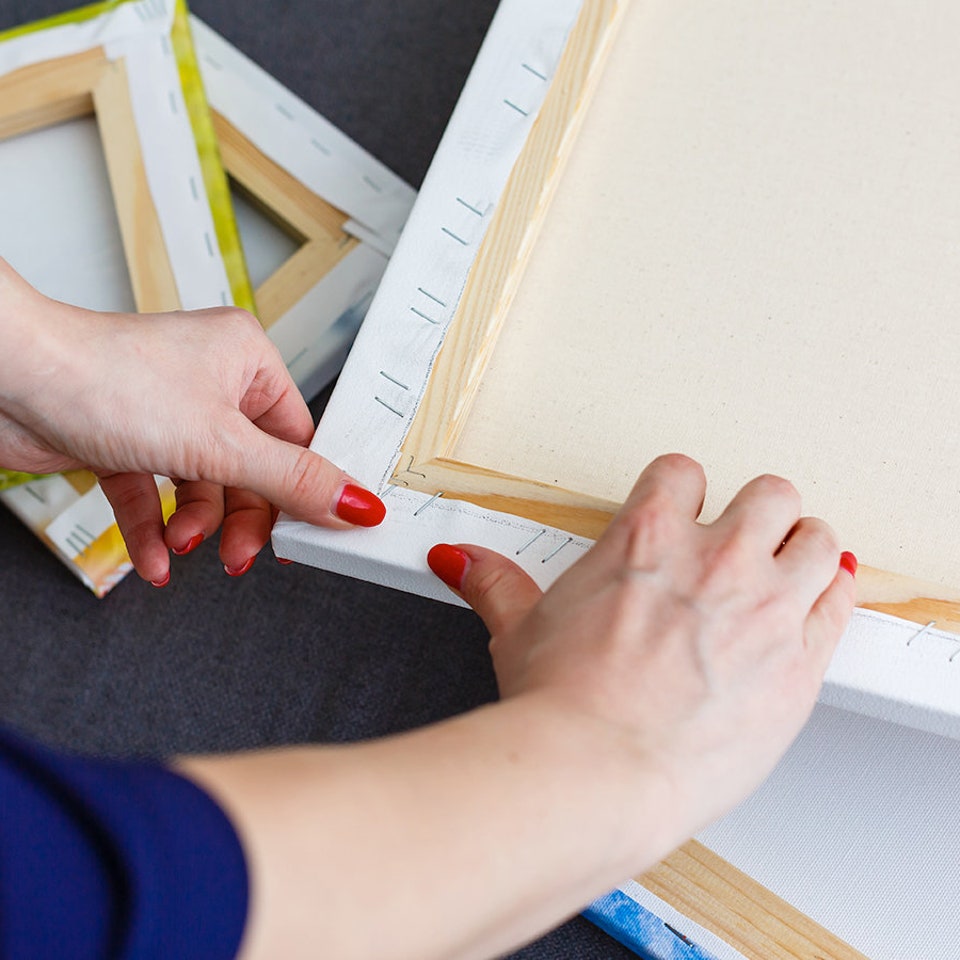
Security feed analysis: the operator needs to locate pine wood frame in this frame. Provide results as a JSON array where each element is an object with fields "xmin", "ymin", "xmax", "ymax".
[
  {"xmin": 394, "ymin": 0, "xmax": 960, "ymax": 635},
  {"xmin": 637, "ymin": 840, "xmax": 865, "ymax": 960},
  {"xmin": 0, "ymin": 46, "xmax": 180, "ymax": 313},
  {"xmin": 210, "ymin": 108, "xmax": 359, "ymax": 329}
]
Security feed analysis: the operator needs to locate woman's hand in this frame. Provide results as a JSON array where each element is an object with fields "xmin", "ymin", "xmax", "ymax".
[
  {"xmin": 429, "ymin": 453, "xmax": 856, "ymax": 839},
  {"xmin": 0, "ymin": 259, "xmax": 384, "ymax": 584},
  {"xmin": 179, "ymin": 458, "xmax": 854, "ymax": 960}
]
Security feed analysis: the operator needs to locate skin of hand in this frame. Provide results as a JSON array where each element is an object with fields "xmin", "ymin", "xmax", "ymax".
[
  {"xmin": 434, "ymin": 453, "xmax": 857, "ymax": 835},
  {"xmin": 179, "ymin": 455, "xmax": 855, "ymax": 960},
  {"xmin": 0, "ymin": 258, "xmax": 384, "ymax": 584}
]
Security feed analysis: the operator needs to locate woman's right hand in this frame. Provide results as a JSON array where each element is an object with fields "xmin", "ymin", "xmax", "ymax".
[{"xmin": 430, "ymin": 453, "xmax": 856, "ymax": 841}]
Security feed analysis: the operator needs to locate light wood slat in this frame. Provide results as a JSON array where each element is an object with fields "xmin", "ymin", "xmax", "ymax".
[
  {"xmin": 0, "ymin": 47, "xmax": 104, "ymax": 140},
  {"xmin": 212, "ymin": 109, "xmax": 350, "ymax": 242},
  {"xmin": 399, "ymin": 0, "xmax": 626, "ymax": 471},
  {"xmin": 93, "ymin": 57, "xmax": 180, "ymax": 312},
  {"xmin": 254, "ymin": 233, "xmax": 357, "ymax": 328},
  {"xmin": 639, "ymin": 840, "xmax": 867, "ymax": 960}
]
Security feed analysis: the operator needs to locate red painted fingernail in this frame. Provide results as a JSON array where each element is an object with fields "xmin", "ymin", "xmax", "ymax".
[
  {"xmin": 224, "ymin": 556, "xmax": 256, "ymax": 577},
  {"xmin": 151, "ymin": 571, "xmax": 170, "ymax": 588},
  {"xmin": 840, "ymin": 551, "xmax": 858, "ymax": 578},
  {"xmin": 427, "ymin": 544, "xmax": 469, "ymax": 591},
  {"xmin": 172, "ymin": 533, "xmax": 204, "ymax": 556},
  {"xmin": 277, "ymin": 557, "xmax": 293, "ymax": 565},
  {"xmin": 336, "ymin": 484, "xmax": 387, "ymax": 527}
]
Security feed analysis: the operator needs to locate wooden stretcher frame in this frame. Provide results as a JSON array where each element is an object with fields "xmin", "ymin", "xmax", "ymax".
[
  {"xmin": 213, "ymin": 108, "xmax": 358, "ymax": 329},
  {"xmin": 0, "ymin": 0, "xmax": 244, "ymax": 595},
  {"xmin": 395, "ymin": 0, "xmax": 960, "ymax": 636},
  {"xmin": 637, "ymin": 841, "xmax": 865, "ymax": 960},
  {"xmin": 0, "ymin": 46, "xmax": 180, "ymax": 312}
]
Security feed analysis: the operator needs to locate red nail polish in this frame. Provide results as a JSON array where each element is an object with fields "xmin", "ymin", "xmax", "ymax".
[
  {"xmin": 224, "ymin": 557, "xmax": 256, "ymax": 577},
  {"xmin": 277, "ymin": 557, "xmax": 294, "ymax": 565},
  {"xmin": 427, "ymin": 544, "xmax": 469, "ymax": 591},
  {"xmin": 336, "ymin": 484, "xmax": 387, "ymax": 527},
  {"xmin": 151, "ymin": 571, "xmax": 170, "ymax": 588},
  {"xmin": 172, "ymin": 533, "xmax": 204, "ymax": 556},
  {"xmin": 840, "ymin": 551, "xmax": 858, "ymax": 578}
]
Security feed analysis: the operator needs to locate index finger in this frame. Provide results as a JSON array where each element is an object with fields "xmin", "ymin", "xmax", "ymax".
[
  {"xmin": 568, "ymin": 454, "xmax": 707, "ymax": 583},
  {"xmin": 618, "ymin": 453, "xmax": 707, "ymax": 520},
  {"xmin": 595, "ymin": 453, "xmax": 706, "ymax": 559}
]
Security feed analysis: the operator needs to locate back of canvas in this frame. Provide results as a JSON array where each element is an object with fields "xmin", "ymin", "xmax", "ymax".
[{"xmin": 454, "ymin": 0, "xmax": 960, "ymax": 587}]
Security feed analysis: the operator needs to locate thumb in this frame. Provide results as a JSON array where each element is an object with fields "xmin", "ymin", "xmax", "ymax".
[
  {"xmin": 427, "ymin": 543, "xmax": 542, "ymax": 636},
  {"xmin": 221, "ymin": 414, "xmax": 385, "ymax": 528}
]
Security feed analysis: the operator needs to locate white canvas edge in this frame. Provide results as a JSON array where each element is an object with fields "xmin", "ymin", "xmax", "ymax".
[
  {"xmin": 271, "ymin": 244, "xmax": 388, "ymax": 402},
  {"xmin": 271, "ymin": 0, "xmax": 960, "ymax": 739},
  {"xmin": 190, "ymin": 14, "xmax": 415, "ymax": 254}
]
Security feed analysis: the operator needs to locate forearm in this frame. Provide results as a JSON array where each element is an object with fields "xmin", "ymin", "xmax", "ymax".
[{"xmin": 178, "ymin": 694, "xmax": 678, "ymax": 960}]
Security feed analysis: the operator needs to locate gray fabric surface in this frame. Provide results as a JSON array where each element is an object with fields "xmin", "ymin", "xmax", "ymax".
[{"xmin": 0, "ymin": 1, "xmax": 636, "ymax": 956}]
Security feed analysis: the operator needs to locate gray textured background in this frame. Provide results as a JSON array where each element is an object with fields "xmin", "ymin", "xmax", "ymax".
[{"xmin": 0, "ymin": 2, "xmax": 635, "ymax": 956}]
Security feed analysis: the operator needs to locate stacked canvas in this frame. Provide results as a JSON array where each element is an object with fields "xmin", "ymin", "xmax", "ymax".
[{"xmin": 0, "ymin": 0, "xmax": 414, "ymax": 595}]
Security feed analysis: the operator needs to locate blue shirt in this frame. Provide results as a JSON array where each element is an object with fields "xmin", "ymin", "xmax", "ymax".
[{"xmin": 0, "ymin": 726, "xmax": 248, "ymax": 959}]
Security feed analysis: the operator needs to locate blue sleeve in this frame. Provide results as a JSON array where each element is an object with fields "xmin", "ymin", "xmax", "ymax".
[{"xmin": 0, "ymin": 725, "xmax": 248, "ymax": 960}]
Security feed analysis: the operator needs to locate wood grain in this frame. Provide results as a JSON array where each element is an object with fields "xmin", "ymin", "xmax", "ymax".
[
  {"xmin": 254, "ymin": 234, "xmax": 356, "ymax": 327},
  {"xmin": 93, "ymin": 57, "xmax": 180, "ymax": 313},
  {"xmin": 640, "ymin": 840, "xmax": 867, "ymax": 960},
  {"xmin": 0, "ymin": 48, "xmax": 103, "ymax": 140},
  {"xmin": 212, "ymin": 110, "xmax": 351, "ymax": 242},
  {"xmin": 211, "ymin": 109, "xmax": 358, "ymax": 324},
  {"xmin": 0, "ymin": 48, "xmax": 179, "ymax": 312},
  {"xmin": 398, "ymin": 0, "xmax": 626, "ymax": 469}
]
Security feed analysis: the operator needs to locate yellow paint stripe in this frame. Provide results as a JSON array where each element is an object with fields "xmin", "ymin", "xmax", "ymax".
[
  {"xmin": 0, "ymin": 470, "xmax": 47, "ymax": 492},
  {"xmin": 171, "ymin": 0, "xmax": 255, "ymax": 313}
]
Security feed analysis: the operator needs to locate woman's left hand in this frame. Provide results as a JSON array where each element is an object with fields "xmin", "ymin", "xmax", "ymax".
[{"xmin": 0, "ymin": 260, "xmax": 384, "ymax": 584}]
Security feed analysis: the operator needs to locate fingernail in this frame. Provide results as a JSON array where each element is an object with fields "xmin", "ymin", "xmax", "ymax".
[
  {"xmin": 277, "ymin": 557, "xmax": 293, "ymax": 565},
  {"xmin": 840, "ymin": 551, "xmax": 858, "ymax": 578},
  {"xmin": 151, "ymin": 571, "xmax": 170, "ymax": 588},
  {"xmin": 172, "ymin": 533, "xmax": 204, "ymax": 556},
  {"xmin": 336, "ymin": 484, "xmax": 387, "ymax": 527},
  {"xmin": 224, "ymin": 556, "xmax": 256, "ymax": 578},
  {"xmin": 427, "ymin": 544, "xmax": 469, "ymax": 591}
]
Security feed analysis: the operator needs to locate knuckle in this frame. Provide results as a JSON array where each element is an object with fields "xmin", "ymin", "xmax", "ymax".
[
  {"xmin": 753, "ymin": 473, "xmax": 800, "ymax": 506},
  {"xmin": 622, "ymin": 497, "xmax": 679, "ymax": 566},
  {"xmin": 224, "ymin": 306, "xmax": 259, "ymax": 330},
  {"xmin": 804, "ymin": 518, "xmax": 839, "ymax": 557},
  {"xmin": 697, "ymin": 536, "xmax": 753, "ymax": 591},
  {"xmin": 647, "ymin": 453, "xmax": 706, "ymax": 489}
]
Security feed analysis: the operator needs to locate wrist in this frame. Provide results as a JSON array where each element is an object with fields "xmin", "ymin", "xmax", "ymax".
[
  {"xmin": 0, "ymin": 261, "xmax": 48, "ymax": 400},
  {"xmin": 0, "ymin": 260, "xmax": 87, "ymax": 405},
  {"xmin": 502, "ymin": 690, "xmax": 686, "ymax": 875}
]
